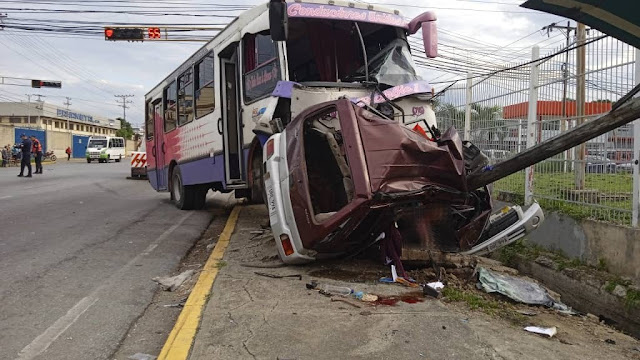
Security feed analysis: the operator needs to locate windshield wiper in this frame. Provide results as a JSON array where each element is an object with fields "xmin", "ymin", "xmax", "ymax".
[{"xmin": 353, "ymin": 22, "xmax": 368, "ymax": 84}]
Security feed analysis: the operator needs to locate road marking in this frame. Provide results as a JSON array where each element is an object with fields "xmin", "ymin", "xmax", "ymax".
[
  {"xmin": 158, "ymin": 206, "xmax": 242, "ymax": 360},
  {"xmin": 16, "ymin": 211, "xmax": 195, "ymax": 360},
  {"xmin": 0, "ymin": 195, "xmax": 12, "ymax": 200}
]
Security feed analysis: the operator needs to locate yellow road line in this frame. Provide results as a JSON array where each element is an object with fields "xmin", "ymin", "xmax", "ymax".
[{"xmin": 157, "ymin": 206, "xmax": 242, "ymax": 360}]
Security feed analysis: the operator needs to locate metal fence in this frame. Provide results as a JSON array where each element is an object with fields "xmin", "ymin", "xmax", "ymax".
[{"xmin": 434, "ymin": 30, "xmax": 640, "ymax": 226}]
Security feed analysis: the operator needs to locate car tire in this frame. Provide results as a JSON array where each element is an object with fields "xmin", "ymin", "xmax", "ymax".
[{"xmin": 171, "ymin": 166, "xmax": 196, "ymax": 210}]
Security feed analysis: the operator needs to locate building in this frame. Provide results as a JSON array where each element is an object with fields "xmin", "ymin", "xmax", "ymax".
[
  {"xmin": 0, "ymin": 101, "xmax": 121, "ymax": 158},
  {"xmin": 501, "ymin": 100, "xmax": 633, "ymax": 162}
]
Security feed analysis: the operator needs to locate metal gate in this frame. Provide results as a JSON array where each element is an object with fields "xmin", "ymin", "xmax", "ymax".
[
  {"xmin": 72, "ymin": 135, "xmax": 90, "ymax": 158},
  {"xmin": 14, "ymin": 128, "xmax": 46, "ymax": 151}
]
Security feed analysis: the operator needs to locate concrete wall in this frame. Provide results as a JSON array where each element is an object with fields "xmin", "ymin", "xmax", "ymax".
[{"xmin": 526, "ymin": 211, "xmax": 640, "ymax": 281}]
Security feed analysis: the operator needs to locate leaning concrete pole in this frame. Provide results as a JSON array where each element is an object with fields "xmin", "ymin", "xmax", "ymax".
[{"xmin": 467, "ymin": 97, "xmax": 640, "ymax": 190}]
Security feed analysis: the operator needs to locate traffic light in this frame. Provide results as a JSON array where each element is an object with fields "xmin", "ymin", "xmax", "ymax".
[
  {"xmin": 31, "ymin": 80, "xmax": 62, "ymax": 88},
  {"xmin": 104, "ymin": 27, "xmax": 145, "ymax": 41}
]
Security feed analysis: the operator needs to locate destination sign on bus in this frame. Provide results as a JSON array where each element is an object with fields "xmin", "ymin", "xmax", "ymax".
[{"xmin": 287, "ymin": 3, "xmax": 408, "ymax": 28}]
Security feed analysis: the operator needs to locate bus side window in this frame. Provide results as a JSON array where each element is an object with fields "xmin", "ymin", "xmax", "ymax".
[
  {"xmin": 145, "ymin": 100, "xmax": 154, "ymax": 140},
  {"xmin": 178, "ymin": 68, "xmax": 194, "ymax": 126},
  {"xmin": 164, "ymin": 81, "xmax": 177, "ymax": 132},
  {"xmin": 242, "ymin": 32, "xmax": 279, "ymax": 103},
  {"xmin": 195, "ymin": 53, "xmax": 215, "ymax": 118}
]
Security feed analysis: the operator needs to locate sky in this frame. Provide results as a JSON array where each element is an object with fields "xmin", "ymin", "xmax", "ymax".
[{"xmin": 0, "ymin": 0, "xmax": 571, "ymax": 127}]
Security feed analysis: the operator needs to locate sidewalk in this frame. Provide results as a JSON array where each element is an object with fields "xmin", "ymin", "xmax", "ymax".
[{"xmin": 188, "ymin": 205, "xmax": 639, "ymax": 360}]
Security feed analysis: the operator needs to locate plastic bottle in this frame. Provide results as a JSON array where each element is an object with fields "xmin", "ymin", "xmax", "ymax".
[{"xmin": 319, "ymin": 284, "xmax": 353, "ymax": 296}]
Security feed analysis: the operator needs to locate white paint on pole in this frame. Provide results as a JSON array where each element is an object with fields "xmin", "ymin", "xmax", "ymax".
[
  {"xmin": 525, "ymin": 46, "xmax": 540, "ymax": 206},
  {"xmin": 465, "ymin": 72, "xmax": 473, "ymax": 140},
  {"xmin": 632, "ymin": 48, "xmax": 640, "ymax": 227}
]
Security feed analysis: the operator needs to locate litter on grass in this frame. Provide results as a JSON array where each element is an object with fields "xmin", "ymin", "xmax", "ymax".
[{"xmin": 477, "ymin": 267, "xmax": 576, "ymax": 314}]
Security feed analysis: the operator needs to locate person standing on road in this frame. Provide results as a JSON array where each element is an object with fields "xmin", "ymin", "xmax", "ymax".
[
  {"xmin": 16, "ymin": 134, "xmax": 32, "ymax": 177},
  {"xmin": 66, "ymin": 146, "xmax": 71, "ymax": 161},
  {"xmin": 31, "ymin": 135, "xmax": 43, "ymax": 174},
  {"xmin": 1, "ymin": 145, "xmax": 10, "ymax": 167}
]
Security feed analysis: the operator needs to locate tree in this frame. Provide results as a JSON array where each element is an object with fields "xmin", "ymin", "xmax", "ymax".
[{"xmin": 115, "ymin": 117, "xmax": 134, "ymax": 139}]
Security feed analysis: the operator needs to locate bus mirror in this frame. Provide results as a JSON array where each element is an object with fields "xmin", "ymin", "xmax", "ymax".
[
  {"xmin": 269, "ymin": 0, "xmax": 288, "ymax": 41},
  {"xmin": 408, "ymin": 11, "xmax": 437, "ymax": 58}
]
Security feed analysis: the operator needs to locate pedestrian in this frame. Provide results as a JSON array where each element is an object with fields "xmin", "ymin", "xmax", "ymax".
[
  {"xmin": 1, "ymin": 145, "xmax": 9, "ymax": 167},
  {"xmin": 65, "ymin": 146, "xmax": 71, "ymax": 161},
  {"xmin": 16, "ymin": 133, "xmax": 32, "ymax": 177},
  {"xmin": 31, "ymin": 135, "xmax": 43, "ymax": 174}
]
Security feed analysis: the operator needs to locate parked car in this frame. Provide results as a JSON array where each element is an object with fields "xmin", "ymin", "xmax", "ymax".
[
  {"xmin": 585, "ymin": 155, "xmax": 617, "ymax": 173},
  {"xmin": 615, "ymin": 161, "xmax": 634, "ymax": 174},
  {"xmin": 264, "ymin": 99, "xmax": 544, "ymax": 264}
]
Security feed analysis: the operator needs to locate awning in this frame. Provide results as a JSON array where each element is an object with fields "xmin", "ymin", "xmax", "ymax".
[{"xmin": 521, "ymin": 0, "xmax": 640, "ymax": 48}]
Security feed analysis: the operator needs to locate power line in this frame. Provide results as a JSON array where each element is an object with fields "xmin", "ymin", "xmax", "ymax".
[{"xmin": 115, "ymin": 94, "xmax": 134, "ymax": 121}]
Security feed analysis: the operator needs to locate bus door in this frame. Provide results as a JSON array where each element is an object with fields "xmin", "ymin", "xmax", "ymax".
[
  {"xmin": 220, "ymin": 54, "xmax": 245, "ymax": 186},
  {"xmin": 153, "ymin": 101, "xmax": 167, "ymax": 191}
]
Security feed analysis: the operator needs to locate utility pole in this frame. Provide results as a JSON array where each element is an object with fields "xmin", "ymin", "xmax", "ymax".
[
  {"xmin": 64, "ymin": 97, "xmax": 72, "ymax": 146},
  {"xmin": 26, "ymin": 94, "xmax": 32, "ymax": 126},
  {"xmin": 574, "ymin": 22, "xmax": 586, "ymax": 190},
  {"xmin": 542, "ymin": 22, "xmax": 577, "ymax": 172},
  {"xmin": 115, "ymin": 94, "xmax": 134, "ymax": 121},
  {"xmin": 33, "ymin": 94, "xmax": 46, "ymax": 147}
]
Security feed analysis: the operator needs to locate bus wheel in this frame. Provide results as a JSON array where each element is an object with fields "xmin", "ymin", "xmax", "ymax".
[
  {"xmin": 87, "ymin": 159, "xmax": 91, "ymax": 163},
  {"xmin": 115, "ymin": 155, "xmax": 121, "ymax": 163},
  {"xmin": 193, "ymin": 186, "xmax": 208, "ymax": 210},
  {"xmin": 171, "ymin": 166, "xmax": 195, "ymax": 210},
  {"xmin": 249, "ymin": 146, "xmax": 265, "ymax": 204}
]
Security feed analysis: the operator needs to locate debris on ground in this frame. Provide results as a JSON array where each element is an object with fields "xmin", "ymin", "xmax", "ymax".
[
  {"xmin": 254, "ymin": 272, "xmax": 302, "ymax": 280},
  {"xmin": 423, "ymin": 281, "xmax": 445, "ymax": 298},
  {"xmin": 163, "ymin": 297, "xmax": 188, "ymax": 308},
  {"xmin": 605, "ymin": 339, "xmax": 617, "ymax": 345},
  {"xmin": 128, "ymin": 353, "xmax": 157, "ymax": 360},
  {"xmin": 477, "ymin": 267, "xmax": 576, "ymax": 314},
  {"xmin": 516, "ymin": 309, "xmax": 538, "ymax": 316},
  {"xmin": 152, "ymin": 270, "xmax": 195, "ymax": 291},
  {"xmin": 331, "ymin": 298, "xmax": 362, "ymax": 308},
  {"xmin": 524, "ymin": 326, "xmax": 557, "ymax": 338},
  {"xmin": 206, "ymin": 242, "xmax": 216, "ymax": 251}
]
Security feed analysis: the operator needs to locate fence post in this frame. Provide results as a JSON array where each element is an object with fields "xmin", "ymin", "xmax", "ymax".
[
  {"xmin": 525, "ymin": 46, "xmax": 540, "ymax": 206},
  {"xmin": 464, "ymin": 72, "xmax": 473, "ymax": 140},
  {"xmin": 633, "ymin": 48, "xmax": 640, "ymax": 227}
]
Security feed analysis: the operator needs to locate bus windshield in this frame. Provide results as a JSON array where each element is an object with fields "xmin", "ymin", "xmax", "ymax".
[
  {"xmin": 88, "ymin": 139, "xmax": 107, "ymax": 148},
  {"xmin": 286, "ymin": 18, "xmax": 421, "ymax": 88}
]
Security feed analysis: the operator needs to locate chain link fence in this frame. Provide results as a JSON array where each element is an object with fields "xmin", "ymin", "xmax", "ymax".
[{"xmin": 434, "ymin": 30, "xmax": 639, "ymax": 226}]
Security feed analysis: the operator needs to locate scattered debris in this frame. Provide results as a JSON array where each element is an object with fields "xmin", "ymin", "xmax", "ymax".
[
  {"xmin": 477, "ymin": 267, "xmax": 576, "ymax": 314},
  {"xmin": 128, "ymin": 353, "xmax": 157, "ymax": 360},
  {"xmin": 163, "ymin": 297, "xmax": 187, "ymax": 308},
  {"xmin": 426, "ymin": 281, "xmax": 445, "ymax": 290},
  {"xmin": 254, "ymin": 272, "xmax": 302, "ymax": 280},
  {"xmin": 524, "ymin": 326, "xmax": 557, "ymax": 338},
  {"xmin": 354, "ymin": 291, "xmax": 378, "ymax": 302},
  {"xmin": 331, "ymin": 298, "xmax": 362, "ymax": 308},
  {"xmin": 423, "ymin": 283, "xmax": 442, "ymax": 298},
  {"xmin": 612, "ymin": 285, "xmax": 627, "ymax": 298},
  {"xmin": 152, "ymin": 270, "xmax": 195, "ymax": 291},
  {"xmin": 516, "ymin": 310, "xmax": 538, "ymax": 316},
  {"xmin": 605, "ymin": 339, "xmax": 616, "ymax": 345},
  {"xmin": 206, "ymin": 242, "xmax": 216, "ymax": 251}
]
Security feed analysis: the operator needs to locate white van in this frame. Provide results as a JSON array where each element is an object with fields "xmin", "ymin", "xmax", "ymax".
[{"xmin": 86, "ymin": 136, "xmax": 126, "ymax": 163}]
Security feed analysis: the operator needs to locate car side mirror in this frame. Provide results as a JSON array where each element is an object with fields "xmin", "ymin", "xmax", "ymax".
[
  {"xmin": 408, "ymin": 11, "xmax": 438, "ymax": 58},
  {"xmin": 269, "ymin": 0, "xmax": 288, "ymax": 41}
]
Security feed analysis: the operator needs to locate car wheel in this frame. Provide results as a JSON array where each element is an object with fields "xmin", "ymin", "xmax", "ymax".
[{"xmin": 171, "ymin": 166, "xmax": 196, "ymax": 210}]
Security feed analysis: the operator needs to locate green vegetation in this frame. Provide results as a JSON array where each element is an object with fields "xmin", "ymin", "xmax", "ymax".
[
  {"xmin": 597, "ymin": 258, "xmax": 609, "ymax": 272},
  {"xmin": 494, "ymin": 169, "xmax": 633, "ymax": 224},
  {"xmin": 625, "ymin": 289, "xmax": 640, "ymax": 309},
  {"xmin": 497, "ymin": 239, "xmax": 544, "ymax": 267},
  {"xmin": 115, "ymin": 117, "xmax": 134, "ymax": 139},
  {"xmin": 215, "ymin": 260, "xmax": 227, "ymax": 269},
  {"xmin": 442, "ymin": 287, "xmax": 500, "ymax": 313}
]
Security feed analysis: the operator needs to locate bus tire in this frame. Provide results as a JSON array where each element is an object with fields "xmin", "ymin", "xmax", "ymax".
[
  {"xmin": 249, "ymin": 144, "xmax": 265, "ymax": 204},
  {"xmin": 193, "ymin": 186, "xmax": 208, "ymax": 210},
  {"xmin": 87, "ymin": 159, "xmax": 91, "ymax": 163},
  {"xmin": 171, "ymin": 166, "xmax": 195, "ymax": 210},
  {"xmin": 115, "ymin": 155, "xmax": 121, "ymax": 163}
]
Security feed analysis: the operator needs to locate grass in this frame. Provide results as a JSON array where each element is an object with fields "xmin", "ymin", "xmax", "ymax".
[
  {"xmin": 442, "ymin": 287, "xmax": 500, "ymax": 313},
  {"xmin": 625, "ymin": 289, "xmax": 640, "ymax": 309},
  {"xmin": 494, "ymin": 168, "xmax": 633, "ymax": 224},
  {"xmin": 215, "ymin": 260, "xmax": 227, "ymax": 269}
]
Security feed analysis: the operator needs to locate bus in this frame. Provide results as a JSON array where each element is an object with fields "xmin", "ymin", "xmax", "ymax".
[
  {"xmin": 86, "ymin": 136, "xmax": 126, "ymax": 163},
  {"xmin": 145, "ymin": 0, "xmax": 438, "ymax": 209}
]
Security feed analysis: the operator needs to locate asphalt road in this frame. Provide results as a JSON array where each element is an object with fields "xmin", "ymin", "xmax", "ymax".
[{"xmin": 0, "ymin": 161, "xmax": 214, "ymax": 360}]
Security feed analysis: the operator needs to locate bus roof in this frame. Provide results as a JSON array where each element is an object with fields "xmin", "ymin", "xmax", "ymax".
[{"xmin": 145, "ymin": 0, "xmax": 405, "ymax": 99}]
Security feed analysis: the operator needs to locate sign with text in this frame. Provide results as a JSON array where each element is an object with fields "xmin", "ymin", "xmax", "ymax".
[{"xmin": 244, "ymin": 60, "xmax": 280, "ymax": 103}]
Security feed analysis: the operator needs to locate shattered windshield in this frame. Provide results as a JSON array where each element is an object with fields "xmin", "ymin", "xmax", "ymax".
[
  {"xmin": 353, "ymin": 38, "xmax": 421, "ymax": 87},
  {"xmin": 286, "ymin": 19, "xmax": 420, "ymax": 87}
]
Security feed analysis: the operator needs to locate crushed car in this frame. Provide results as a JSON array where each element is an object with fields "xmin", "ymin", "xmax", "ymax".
[{"xmin": 264, "ymin": 97, "xmax": 544, "ymax": 264}]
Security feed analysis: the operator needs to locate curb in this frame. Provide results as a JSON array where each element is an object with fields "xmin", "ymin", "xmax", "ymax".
[{"xmin": 157, "ymin": 206, "xmax": 242, "ymax": 360}]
